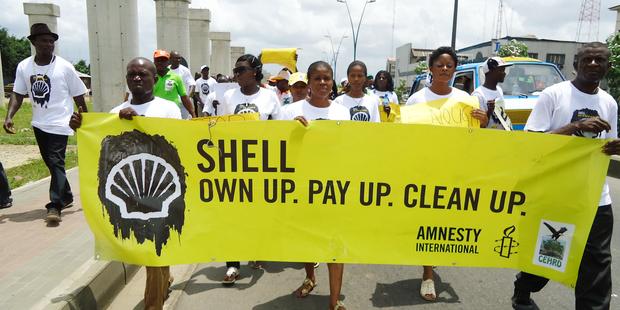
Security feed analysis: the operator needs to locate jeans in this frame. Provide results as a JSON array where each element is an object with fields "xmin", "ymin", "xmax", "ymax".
[
  {"xmin": 514, "ymin": 205, "xmax": 613, "ymax": 310},
  {"xmin": 0, "ymin": 161, "xmax": 11, "ymax": 204},
  {"xmin": 33, "ymin": 127, "xmax": 73, "ymax": 210}
]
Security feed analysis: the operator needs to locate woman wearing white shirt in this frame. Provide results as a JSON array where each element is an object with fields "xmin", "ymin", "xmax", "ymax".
[
  {"xmin": 333, "ymin": 61, "xmax": 380, "ymax": 123},
  {"xmin": 279, "ymin": 61, "xmax": 349, "ymax": 310},
  {"xmin": 406, "ymin": 46, "xmax": 488, "ymax": 302},
  {"xmin": 221, "ymin": 54, "xmax": 281, "ymax": 285}
]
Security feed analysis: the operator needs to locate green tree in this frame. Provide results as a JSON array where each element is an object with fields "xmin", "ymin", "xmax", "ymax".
[
  {"xmin": 394, "ymin": 79, "xmax": 407, "ymax": 104},
  {"xmin": 0, "ymin": 27, "xmax": 31, "ymax": 83},
  {"xmin": 606, "ymin": 33, "xmax": 620, "ymax": 100},
  {"xmin": 414, "ymin": 61, "xmax": 428, "ymax": 75},
  {"xmin": 498, "ymin": 39, "xmax": 529, "ymax": 57},
  {"xmin": 74, "ymin": 59, "xmax": 90, "ymax": 75}
]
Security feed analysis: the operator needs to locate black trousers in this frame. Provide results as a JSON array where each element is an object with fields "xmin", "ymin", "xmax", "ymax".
[
  {"xmin": 514, "ymin": 205, "xmax": 613, "ymax": 310},
  {"xmin": 0, "ymin": 161, "xmax": 11, "ymax": 203},
  {"xmin": 33, "ymin": 127, "xmax": 73, "ymax": 210}
]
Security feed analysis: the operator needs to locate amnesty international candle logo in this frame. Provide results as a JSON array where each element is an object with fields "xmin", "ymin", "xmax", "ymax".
[
  {"xmin": 532, "ymin": 220, "xmax": 574, "ymax": 272},
  {"xmin": 97, "ymin": 130, "xmax": 187, "ymax": 256},
  {"xmin": 494, "ymin": 225, "xmax": 519, "ymax": 258}
]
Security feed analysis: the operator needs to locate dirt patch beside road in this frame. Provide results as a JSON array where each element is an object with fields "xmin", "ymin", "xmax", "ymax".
[{"xmin": 0, "ymin": 144, "xmax": 77, "ymax": 169}]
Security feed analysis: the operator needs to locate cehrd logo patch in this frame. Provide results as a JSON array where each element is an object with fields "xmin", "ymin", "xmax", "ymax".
[
  {"xmin": 532, "ymin": 219, "xmax": 574, "ymax": 272},
  {"xmin": 97, "ymin": 130, "xmax": 186, "ymax": 256}
]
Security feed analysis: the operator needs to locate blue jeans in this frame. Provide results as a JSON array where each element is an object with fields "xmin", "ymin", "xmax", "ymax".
[
  {"xmin": 33, "ymin": 127, "xmax": 73, "ymax": 210},
  {"xmin": 0, "ymin": 161, "xmax": 11, "ymax": 204}
]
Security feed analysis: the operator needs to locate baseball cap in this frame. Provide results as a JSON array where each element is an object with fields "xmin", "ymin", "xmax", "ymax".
[
  {"xmin": 272, "ymin": 68, "xmax": 291, "ymax": 81},
  {"xmin": 153, "ymin": 49, "xmax": 170, "ymax": 59},
  {"xmin": 288, "ymin": 72, "xmax": 308, "ymax": 86},
  {"xmin": 200, "ymin": 65, "xmax": 210, "ymax": 71},
  {"xmin": 482, "ymin": 57, "xmax": 513, "ymax": 74}
]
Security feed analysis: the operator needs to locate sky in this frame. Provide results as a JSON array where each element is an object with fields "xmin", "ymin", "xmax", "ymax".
[{"xmin": 1, "ymin": 0, "xmax": 619, "ymax": 81}]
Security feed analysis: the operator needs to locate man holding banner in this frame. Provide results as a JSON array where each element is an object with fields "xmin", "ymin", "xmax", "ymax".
[
  {"xmin": 70, "ymin": 57, "xmax": 181, "ymax": 310},
  {"xmin": 512, "ymin": 42, "xmax": 618, "ymax": 310}
]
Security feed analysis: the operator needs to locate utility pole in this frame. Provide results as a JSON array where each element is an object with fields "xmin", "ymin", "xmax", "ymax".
[{"xmin": 451, "ymin": 0, "xmax": 459, "ymax": 49}]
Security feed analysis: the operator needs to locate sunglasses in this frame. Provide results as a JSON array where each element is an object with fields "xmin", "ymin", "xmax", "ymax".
[{"xmin": 233, "ymin": 66, "xmax": 254, "ymax": 75}]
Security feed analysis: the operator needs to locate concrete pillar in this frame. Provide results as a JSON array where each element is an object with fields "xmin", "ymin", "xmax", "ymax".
[
  {"xmin": 23, "ymin": 2, "xmax": 60, "ymax": 55},
  {"xmin": 210, "ymin": 32, "xmax": 231, "ymax": 76},
  {"xmin": 230, "ymin": 46, "xmax": 245, "ymax": 70},
  {"xmin": 189, "ymin": 8, "xmax": 211, "ymax": 75},
  {"xmin": 155, "ymin": 0, "xmax": 191, "ymax": 67},
  {"xmin": 86, "ymin": 0, "xmax": 139, "ymax": 112},
  {"xmin": 0, "ymin": 50, "xmax": 4, "ymax": 103},
  {"xmin": 611, "ymin": 5, "xmax": 620, "ymax": 33}
]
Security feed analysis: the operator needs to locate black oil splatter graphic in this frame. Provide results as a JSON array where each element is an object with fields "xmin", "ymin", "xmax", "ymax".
[
  {"xmin": 97, "ymin": 130, "xmax": 186, "ymax": 256},
  {"xmin": 30, "ymin": 74, "xmax": 51, "ymax": 108}
]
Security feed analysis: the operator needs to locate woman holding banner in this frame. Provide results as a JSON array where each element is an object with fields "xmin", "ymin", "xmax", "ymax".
[
  {"xmin": 220, "ymin": 54, "xmax": 281, "ymax": 285},
  {"xmin": 278, "ymin": 61, "xmax": 350, "ymax": 310},
  {"xmin": 405, "ymin": 46, "xmax": 489, "ymax": 302}
]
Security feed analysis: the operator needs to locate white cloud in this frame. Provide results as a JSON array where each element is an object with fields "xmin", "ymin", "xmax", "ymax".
[{"xmin": 2, "ymin": 0, "xmax": 618, "ymax": 81}]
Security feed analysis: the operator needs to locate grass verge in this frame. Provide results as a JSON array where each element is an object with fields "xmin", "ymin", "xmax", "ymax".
[
  {"xmin": 6, "ymin": 151, "xmax": 78, "ymax": 189},
  {"xmin": 1, "ymin": 98, "xmax": 93, "ymax": 145}
]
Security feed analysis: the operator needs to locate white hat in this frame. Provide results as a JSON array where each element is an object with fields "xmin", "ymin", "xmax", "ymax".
[{"xmin": 482, "ymin": 57, "xmax": 513, "ymax": 74}]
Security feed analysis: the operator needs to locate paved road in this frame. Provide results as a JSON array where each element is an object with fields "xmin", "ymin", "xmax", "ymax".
[{"xmin": 170, "ymin": 177, "xmax": 620, "ymax": 309}]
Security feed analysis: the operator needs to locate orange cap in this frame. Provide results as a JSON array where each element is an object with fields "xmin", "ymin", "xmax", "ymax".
[{"xmin": 153, "ymin": 49, "xmax": 170, "ymax": 59}]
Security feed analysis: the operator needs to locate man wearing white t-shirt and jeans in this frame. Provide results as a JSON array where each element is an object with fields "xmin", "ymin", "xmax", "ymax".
[
  {"xmin": 512, "ymin": 42, "xmax": 620, "ymax": 310},
  {"xmin": 3, "ymin": 23, "xmax": 88, "ymax": 224}
]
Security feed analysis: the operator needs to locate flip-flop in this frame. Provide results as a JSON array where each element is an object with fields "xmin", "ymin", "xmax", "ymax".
[{"xmin": 420, "ymin": 279, "xmax": 437, "ymax": 301}]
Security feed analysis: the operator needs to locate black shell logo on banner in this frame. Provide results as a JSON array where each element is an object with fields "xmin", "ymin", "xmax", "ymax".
[{"xmin": 97, "ymin": 130, "xmax": 186, "ymax": 256}]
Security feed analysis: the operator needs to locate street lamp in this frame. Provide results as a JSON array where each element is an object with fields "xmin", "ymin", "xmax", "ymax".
[
  {"xmin": 325, "ymin": 34, "xmax": 348, "ymax": 80},
  {"xmin": 451, "ymin": 0, "xmax": 459, "ymax": 49},
  {"xmin": 336, "ymin": 0, "xmax": 376, "ymax": 60}
]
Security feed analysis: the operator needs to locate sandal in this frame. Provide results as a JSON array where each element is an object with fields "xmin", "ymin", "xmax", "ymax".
[
  {"xmin": 331, "ymin": 300, "xmax": 346, "ymax": 310},
  {"xmin": 222, "ymin": 267, "xmax": 239, "ymax": 285},
  {"xmin": 420, "ymin": 279, "xmax": 436, "ymax": 301},
  {"xmin": 295, "ymin": 278, "xmax": 317, "ymax": 298}
]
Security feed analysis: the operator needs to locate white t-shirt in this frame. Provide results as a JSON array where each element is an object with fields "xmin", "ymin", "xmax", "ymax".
[
  {"xmin": 472, "ymin": 85, "xmax": 512, "ymax": 130},
  {"xmin": 406, "ymin": 87, "xmax": 470, "ymax": 105},
  {"xmin": 170, "ymin": 65, "xmax": 195, "ymax": 94},
  {"xmin": 195, "ymin": 77, "xmax": 217, "ymax": 104},
  {"xmin": 525, "ymin": 81, "xmax": 618, "ymax": 206},
  {"xmin": 13, "ymin": 55, "xmax": 87, "ymax": 136},
  {"xmin": 373, "ymin": 90, "xmax": 399, "ymax": 106},
  {"xmin": 222, "ymin": 87, "xmax": 281, "ymax": 120},
  {"xmin": 333, "ymin": 93, "xmax": 381, "ymax": 122},
  {"xmin": 201, "ymin": 92, "xmax": 217, "ymax": 116},
  {"xmin": 278, "ymin": 99, "xmax": 350, "ymax": 121},
  {"xmin": 110, "ymin": 97, "xmax": 182, "ymax": 119}
]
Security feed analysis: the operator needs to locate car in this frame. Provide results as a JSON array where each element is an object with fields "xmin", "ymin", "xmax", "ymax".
[{"xmin": 409, "ymin": 57, "xmax": 566, "ymax": 130}]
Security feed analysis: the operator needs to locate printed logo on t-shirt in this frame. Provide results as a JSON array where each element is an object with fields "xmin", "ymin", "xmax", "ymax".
[
  {"xmin": 350, "ymin": 105, "xmax": 371, "ymax": 122},
  {"xmin": 234, "ymin": 103, "xmax": 260, "ymax": 114},
  {"xmin": 282, "ymin": 97, "xmax": 292, "ymax": 105},
  {"xmin": 30, "ymin": 74, "xmax": 51, "ymax": 108},
  {"xmin": 165, "ymin": 79, "xmax": 175, "ymax": 92},
  {"xmin": 200, "ymin": 83, "xmax": 210, "ymax": 95},
  {"xmin": 570, "ymin": 108, "xmax": 601, "ymax": 138}
]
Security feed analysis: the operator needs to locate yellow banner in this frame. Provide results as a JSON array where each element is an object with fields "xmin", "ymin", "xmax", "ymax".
[
  {"xmin": 400, "ymin": 96, "xmax": 480, "ymax": 127},
  {"xmin": 77, "ymin": 113, "xmax": 609, "ymax": 287},
  {"xmin": 260, "ymin": 48, "xmax": 298, "ymax": 72}
]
